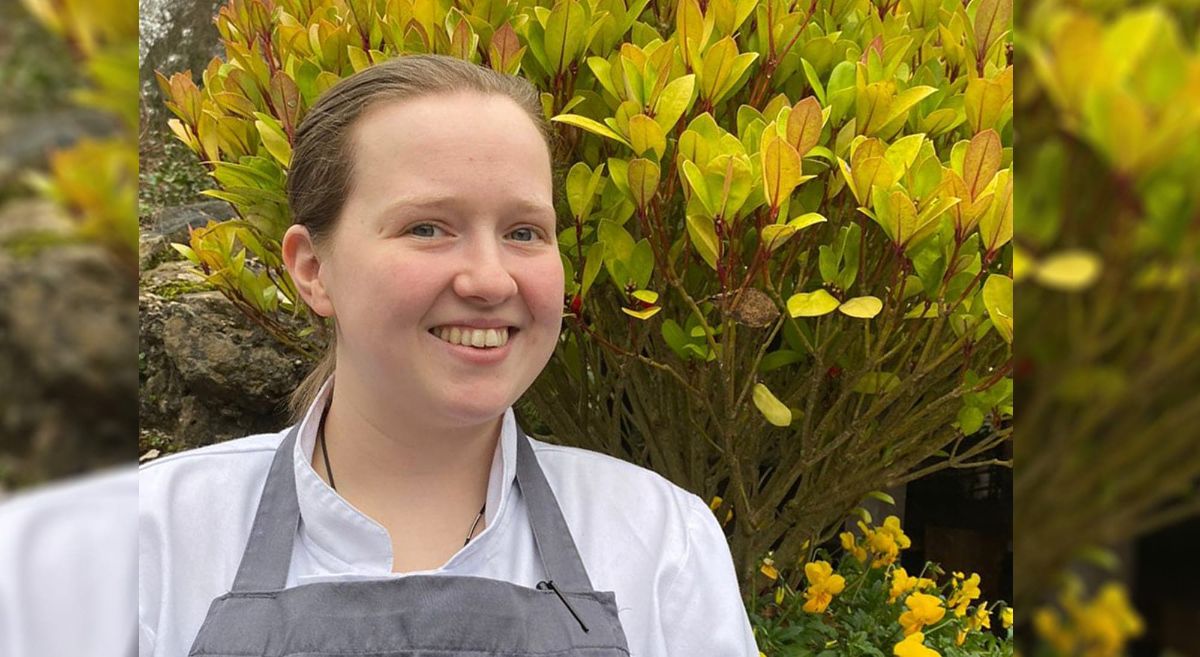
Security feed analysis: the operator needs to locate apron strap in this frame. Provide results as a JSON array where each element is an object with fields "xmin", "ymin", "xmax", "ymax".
[
  {"xmin": 513, "ymin": 422, "xmax": 595, "ymax": 592},
  {"xmin": 230, "ymin": 424, "xmax": 302, "ymax": 592},
  {"xmin": 230, "ymin": 415, "xmax": 597, "ymax": 593}
]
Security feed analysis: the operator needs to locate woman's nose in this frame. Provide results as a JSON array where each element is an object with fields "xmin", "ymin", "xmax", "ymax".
[{"xmin": 452, "ymin": 240, "xmax": 519, "ymax": 304}]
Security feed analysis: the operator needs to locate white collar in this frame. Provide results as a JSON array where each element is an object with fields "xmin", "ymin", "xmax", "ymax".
[{"xmin": 290, "ymin": 376, "xmax": 518, "ymax": 574}]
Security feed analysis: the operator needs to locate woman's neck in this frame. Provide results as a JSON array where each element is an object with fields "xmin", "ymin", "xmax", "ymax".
[{"xmin": 311, "ymin": 378, "xmax": 500, "ymax": 524}]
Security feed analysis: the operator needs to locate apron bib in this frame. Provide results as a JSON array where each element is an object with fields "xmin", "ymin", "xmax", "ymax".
[{"xmin": 186, "ymin": 421, "xmax": 631, "ymax": 656}]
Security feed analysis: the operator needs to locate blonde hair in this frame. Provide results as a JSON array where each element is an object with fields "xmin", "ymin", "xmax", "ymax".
[{"xmin": 284, "ymin": 54, "xmax": 557, "ymax": 423}]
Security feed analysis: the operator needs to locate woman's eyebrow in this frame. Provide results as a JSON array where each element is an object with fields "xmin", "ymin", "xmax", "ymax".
[{"xmin": 381, "ymin": 195, "xmax": 556, "ymax": 220}]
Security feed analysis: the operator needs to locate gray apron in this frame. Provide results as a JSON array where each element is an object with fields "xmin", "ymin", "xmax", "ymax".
[{"xmin": 187, "ymin": 421, "xmax": 632, "ymax": 656}]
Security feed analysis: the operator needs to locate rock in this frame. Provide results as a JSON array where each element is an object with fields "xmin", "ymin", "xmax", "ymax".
[
  {"xmin": 0, "ymin": 197, "xmax": 72, "ymax": 243},
  {"xmin": 144, "ymin": 199, "xmax": 237, "ymax": 243},
  {"xmin": 139, "ymin": 267, "xmax": 307, "ymax": 447},
  {"xmin": 139, "ymin": 0, "xmax": 226, "ymax": 136},
  {"xmin": 0, "ymin": 222, "xmax": 138, "ymax": 487},
  {"xmin": 0, "ymin": 110, "xmax": 120, "ymax": 194}
]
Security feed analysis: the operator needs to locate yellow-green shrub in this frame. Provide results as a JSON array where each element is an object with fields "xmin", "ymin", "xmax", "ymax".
[{"xmin": 159, "ymin": 0, "xmax": 1013, "ymax": 585}]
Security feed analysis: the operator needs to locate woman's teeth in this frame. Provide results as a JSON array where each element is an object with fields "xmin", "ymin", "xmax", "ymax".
[{"xmin": 431, "ymin": 326, "xmax": 511, "ymax": 348}]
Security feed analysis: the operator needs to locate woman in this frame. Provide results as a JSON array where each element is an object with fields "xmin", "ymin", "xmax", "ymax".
[{"xmin": 139, "ymin": 54, "xmax": 758, "ymax": 656}]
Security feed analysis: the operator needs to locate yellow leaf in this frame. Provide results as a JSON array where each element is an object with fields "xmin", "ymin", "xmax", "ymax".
[
  {"xmin": 839, "ymin": 296, "xmax": 883, "ymax": 318},
  {"xmin": 753, "ymin": 383, "xmax": 793, "ymax": 427},
  {"xmin": 626, "ymin": 158, "xmax": 660, "ymax": 211},
  {"xmin": 1035, "ymin": 250, "xmax": 1101, "ymax": 290},
  {"xmin": 761, "ymin": 136, "xmax": 802, "ymax": 210},
  {"xmin": 632, "ymin": 289, "xmax": 659, "ymax": 304},
  {"xmin": 621, "ymin": 306, "xmax": 663, "ymax": 320},
  {"xmin": 761, "ymin": 224, "xmax": 797, "ymax": 250},
  {"xmin": 787, "ymin": 96, "xmax": 824, "ymax": 157},
  {"xmin": 962, "ymin": 130, "xmax": 1002, "ymax": 199},
  {"xmin": 628, "ymin": 113, "xmax": 666, "ymax": 160},
  {"xmin": 787, "ymin": 289, "xmax": 841, "ymax": 317},
  {"xmin": 550, "ymin": 113, "xmax": 633, "ymax": 149}
]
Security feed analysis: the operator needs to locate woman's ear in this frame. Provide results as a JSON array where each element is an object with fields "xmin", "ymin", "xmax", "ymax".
[{"xmin": 282, "ymin": 224, "xmax": 336, "ymax": 317}]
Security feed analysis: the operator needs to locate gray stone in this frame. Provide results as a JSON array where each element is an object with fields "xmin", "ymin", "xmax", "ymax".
[
  {"xmin": 139, "ymin": 0, "xmax": 227, "ymax": 136},
  {"xmin": 138, "ymin": 271, "xmax": 308, "ymax": 447},
  {"xmin": 0, "ymin": 213, "xmax": 138, "ymax": 487},
  {"xmin": 0, "ymin": 110, "xmax": 120, "ymax": 193},
  {"xmin": 145, "ymin": 199, "xmax": 237, "ymax": 243}
]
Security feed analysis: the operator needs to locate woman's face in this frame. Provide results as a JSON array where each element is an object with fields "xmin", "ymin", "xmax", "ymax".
[{"xmin": 303, "ymin": 91, "xmax": 563, "ymax": 427}]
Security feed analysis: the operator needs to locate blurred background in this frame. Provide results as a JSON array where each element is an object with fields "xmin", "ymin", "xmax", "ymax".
[{"xmin": 0, "ymin": 0, "xmax": 137, "ymax": 492}]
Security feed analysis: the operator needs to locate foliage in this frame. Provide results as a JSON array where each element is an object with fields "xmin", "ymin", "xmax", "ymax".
[
  {"xmin": 19, "ymin": 0, "xmax": 138, "ymax": 268},
  {"xmin": 1030, "ymin": 575, "xmax": 1143, "ymax": 657},
  {"xmin": 158, "ymin": 0, "xmax": 1014, "ymax": 584},
  {"xmin": 139, "ymin": 134, "xmax": 216, "ymax": 221},
  {"xmin": 750, "ymin": 514, "xmax": 1013, "ymax": 656},
  {"xmin": 1014, "ymin": 0, "xmax": 1200, "ymax": 621}
]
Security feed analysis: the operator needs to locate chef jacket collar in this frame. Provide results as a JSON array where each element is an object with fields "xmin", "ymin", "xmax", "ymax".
[{"xmin": 290, "ymin": 375, "xmax": 518, "ymax": 575}]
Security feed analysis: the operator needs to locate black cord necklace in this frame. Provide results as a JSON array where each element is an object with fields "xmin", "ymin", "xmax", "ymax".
[{"xmin": 317, "ymin": 408, "xmax": 486, "ymax": 547}]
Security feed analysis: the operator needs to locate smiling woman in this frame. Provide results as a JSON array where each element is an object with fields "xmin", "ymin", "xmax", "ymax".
[{"xmin": 138, "ymin": 54, "xmax": 759, "ymax": 657}]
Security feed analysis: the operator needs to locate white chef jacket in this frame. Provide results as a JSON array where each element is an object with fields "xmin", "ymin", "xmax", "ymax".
[
  {"xmin": 0, "ymin": 465, "xmax": 138, "ymax": 657},
  {"xmin": 139, "ymin": 377, "xmax": 759, "ymax": 656}
]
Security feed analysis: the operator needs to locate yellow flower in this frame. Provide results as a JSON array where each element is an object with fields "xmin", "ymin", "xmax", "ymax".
[
  {"xmin": 1034, "ymin": 607, "xmax": 1076, "ymax": 653},
  {"xmin": 760, "ymin": 555, "xmax": 779, "ymax": 581},
  {"xmin": 840, "ymin": 531, "xmax": 867, "ymax": 563},
  {"xmin": 957, "ymin": 604, "xmax": 992, "ymax": 645},
  {"xmin": 1073, "ymin": 583, "xmax": 1143, "ymax": 657},
  {"xmin": 1001, "ymin": 607, "xmax": 1013, "ymax": 629},
  {"xmin": 894, "ymin": 631, "xmax": 941, "ymax": 657},
  {"xmin": 888, "ymin": 567, "xmax": 936, "ymax": 603},
  {"xmin": 948, "ymin": 573, "xmax": 982, "ymax": 617},
  {"xmin": 899, "ymin": 592, "xmax": 946, "ymax": 635},
  {"xmin": 801, "ymin": 560, "xmax": 846, "ymax": 614},
  {"xmin": 861, "ymin": 516, "xmax": 911, "ymax": 567}
]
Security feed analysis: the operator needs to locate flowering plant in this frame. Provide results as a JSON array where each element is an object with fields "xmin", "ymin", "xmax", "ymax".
[{"xmin": 749, "ymin": 514, "xmax": 1013, "ymax": 657}]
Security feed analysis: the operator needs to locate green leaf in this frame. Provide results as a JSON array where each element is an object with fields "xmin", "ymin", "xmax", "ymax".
[
  {"xmin": 686, "ymin": 213, "xmax": 720, "ymax": 270},
  {"xmin": 662, "ymin": 319, "xmax": 689, "ymax": 358},
  {"xmin": 581, "ymin": 242, "xmax": 604, "ymax": 298},
  {"xmin": 544, "ymin": 0, "xmax": 587, "ymax": 74},
  {"xmin": 254, "ymin": 116, "xmax": 291, "ymax": 167},
  {"xmin": 979, "ymin": 169, "xmax": 1013, "ymax": 253},
  {"xmin": 753, "ymin": 383, "xmax": 793, "ymax": 427},
  {"xmin": 759, "ymin": 350, "xmax": 804, "ymax": 373},
  {"xmin": 681, "ymin": 160, "xmax": 715, "ymax": 216},
  {"xmin": 957, "ymin": 405, "xmax": 985, "ymax": 434},
  {"xmin": 883, "ymin": 133, "xmax": 925, "ymax": 176},
  {"xmin": 865, "ymin": 490, "xmax": 896, "ymax": 505},
  {"xmin": 653, "ymin": 74, "xmax": 696, "ymax": 132},
  {"xmin": 787, "ymin": 289, "xmax": 840, "ymax": 317},
  {"xmin": 982, "ymin": 274, "xmax": 1013, "ymax": 343}
]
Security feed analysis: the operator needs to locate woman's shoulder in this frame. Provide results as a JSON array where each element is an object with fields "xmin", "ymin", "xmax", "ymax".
[
  {"xmin": 140, "ymin": 429, "xmax": 287, "ymax": 472},
  {"xmin": 524, "ymin": 435, "xmax": 708, "ymax": 526},
  {"xmin": 139, "ymin": 428, "xmax": 290, "ymax": 532}
]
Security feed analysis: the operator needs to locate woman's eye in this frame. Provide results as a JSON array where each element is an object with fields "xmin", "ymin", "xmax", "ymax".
[
  {"xmin": 510, "ymin": 227, "xmax": 540, "ymax": 242},
  {"xmin": 407, "ymin": 223, "xmax": 444, "ymax": 238}
]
